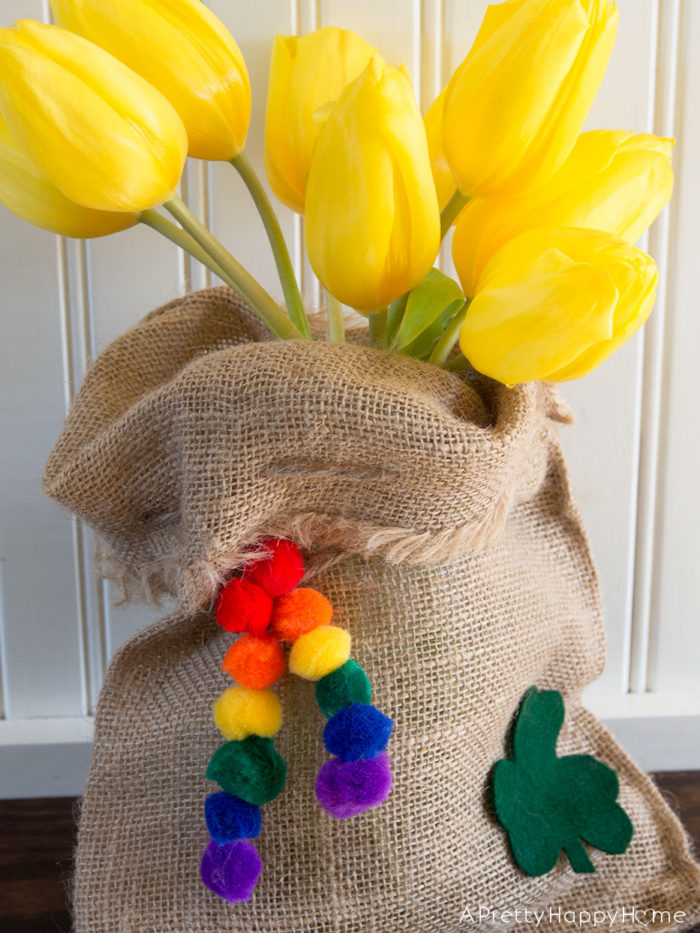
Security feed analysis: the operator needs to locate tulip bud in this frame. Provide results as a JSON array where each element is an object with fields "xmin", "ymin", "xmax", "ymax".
[
  {"xmin": 50, "ymin": 0, "xmax": 250, "ymax": 161},
  {"xmin": 305, "ymin": 58, "xmax": 440, "ymax": 312},
  {"xmin": 453, "ymin": 130, "xmax": 674, "ymax": 297},
  {"xmin": 0, "ymin": 21, "xmax": 187, "ymax": 213},
  {"xmin": 443, "ymin": 0, "xmax": 618, "ymax": 199},
  {"xmin": 0, "ymin": 115, "xmax": 138, "ymax": 237},
  {"xmin": 265, "ymin": 27, "xmax": 382, "ymax": 212},
  {"xmin": 457, "ymin": 227, "xmax": 658, "ymax": 385}
]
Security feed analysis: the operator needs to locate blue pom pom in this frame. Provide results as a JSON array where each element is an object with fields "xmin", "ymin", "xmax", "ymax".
[
  {"xmin": 205, "ymin": 791, "xmax": 262, "ymax": 844},
  {"xmin": 323, "ymin": 703, "xmax": 393, "ymax": 761}
]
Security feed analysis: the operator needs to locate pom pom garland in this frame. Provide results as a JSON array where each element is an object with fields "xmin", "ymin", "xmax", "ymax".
[
  {"xmin": 206, "ymin": 735, "xmax": 287, "ymax": 805},
  {"xmin": 244, "ymin": 537, "xmax": 305, "ymax": 597},
  {"xmin": 200, "ymin": 838, "xmax": 262, "ymax": 902},
  {"xmin": 221, "ymin": 632, "xmax": 286, "ymax": 689},
  {"xmin": 205, "ymin": 792, "xmax": 262, "ymax": 844},
  {"xmin": 216, "ymin": 577, "xmax": 272, "ymax": 636},
  {"xmin": 315, "ymin": 753, "xmax": 393, "ymax": 819},
  {"xmin": 201, "ymin": 536, "xmax": 393, "ymax": 904},
  {"xmin": 213, "ymin": 686, "xmax": 282, "ymax": 741},
  {"xmin": 289, "ymin": 624, "xmax": 352, "ymax": 681},
  {"xmin": 323, "ymin": 703, "xmax": 393, "ymax": 761},
  {"xmin": 316, "ymin": 659, "xmax": 372, "ymax": 718},
  {"xmin": 271, "ymin": 587, "xmax": 333, "ymax": 642}
]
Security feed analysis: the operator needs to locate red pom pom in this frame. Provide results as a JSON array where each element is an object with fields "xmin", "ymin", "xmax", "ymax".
[
  {"xmin": 244, "ymin": 538, "xmax": 304, "ymax": 598},
  {"xmin": 216, "ymin": 578, "xmax": 273, "ymax": 636}
]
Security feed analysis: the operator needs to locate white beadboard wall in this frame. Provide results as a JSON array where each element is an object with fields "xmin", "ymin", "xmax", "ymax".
[{"xmin": 0, "ymin": 0, "xmax": 698, "ymax": 797}]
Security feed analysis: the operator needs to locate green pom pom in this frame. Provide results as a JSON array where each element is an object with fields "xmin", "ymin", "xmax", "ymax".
[
  {"xmin": 315, "ymin": 659, "xmax": 371, "ymax": 719},
  {"xmin": 206, "ymin": 736, "xmax": 287, "ymax": 805}
]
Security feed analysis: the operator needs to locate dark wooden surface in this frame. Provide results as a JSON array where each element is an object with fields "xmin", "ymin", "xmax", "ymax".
[{"xmin": 1, "ymin": 774, "xmax": 699, "ymax": 932}]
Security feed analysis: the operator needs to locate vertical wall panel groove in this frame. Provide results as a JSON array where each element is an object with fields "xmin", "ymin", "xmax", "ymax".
[
  {"xmin": 56, "ymin": 236, "xmax": 91, "ymax": 717},
  {"xmin": 300, "ymin": 0, "xmax": 322, "ymax": 306},
  {"xmin": 629, "ymin": 0, "xmax": 681, "ymax": 694},
  {"xmin": 646, "ymin": 0, "xmax": 698, "ymax": 694},
  {"xmin": 0, "ymin": 562, "xmax": 8, "ymax": 720},
  {"xmin": 76, "ymin": 241, "xmax": 109, "ymax": 712}
]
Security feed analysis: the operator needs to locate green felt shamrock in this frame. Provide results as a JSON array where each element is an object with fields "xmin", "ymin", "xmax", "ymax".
[{"xmin": 492, "ymin": 687, "xmax": 633, "ymax": 876}]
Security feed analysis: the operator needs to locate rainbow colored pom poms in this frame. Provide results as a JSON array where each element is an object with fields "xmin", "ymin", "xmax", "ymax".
[{"xmin": 200, "ymin": 537, "xmax": 394, "ymax": 903}]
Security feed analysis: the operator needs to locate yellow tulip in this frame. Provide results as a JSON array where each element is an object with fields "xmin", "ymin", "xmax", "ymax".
[
  {"xmin": 0, "ymin": 20, "xmax": 187, "ymax": 212},
  {"xmin": 453, "ymin": 130, "xmax": 674, "ymax": 297},
  {"xmin": 458, "ymin": 227, "xmax": 657, "ymax": 385},
  {"xmin": 50, "ymin": 0, "xmax": 250, "ymax": 161},
  {"xmin": 442, "ymin": 0, "xmax": 618, "ymax": 199},
  {"xmin": 424, "ymin": 89, "xmax": 455, "ymax": 212},
  {"xmin": 265, "ymin": 27, "xmax": 382, "ymax": 212},
  {"xmin": 305, "ymin": 58, "xmax": 440, "ymax": 312},
  {"xmin": 0, "ymin": 115, "xmax": 138, "ymax": 237}
]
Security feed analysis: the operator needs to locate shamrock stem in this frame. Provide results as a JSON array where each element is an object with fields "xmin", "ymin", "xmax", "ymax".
[
  {"xmin": 564, "ymin": 839, "xmax": 595, "ymax": 874},
  {"xmin": 230, "ymin": 151, "xmax": 310, "ymax": 338}
]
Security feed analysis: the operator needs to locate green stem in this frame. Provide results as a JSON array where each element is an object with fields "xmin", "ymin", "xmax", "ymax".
[
  {"xmin": 325, "ymin": 290, "xmax": 345, "ymax": 343},
  {"xmin": 428, "ymin": 300, "xmax": 469, "ymax": 367},
  {"xmin": 141, "ymin": 209, "xmax": 232, "ymax": 284},
  {"xmin": 445, "ymin": 351, "xmax": 470, "ymax": 372},
  {"xmin": 231, "ymin": 151, "xmax": 310, "ymax": 338},
  {"xmin": 440, "ymin": 190, "xmax": 470, "ymax": 239},
  {"xmin": 164, "ymin": 193, "xmax": 303, "ymax": 341},
  {"xmin": 368, "ymin": 308, "xmax": 388, "ymax": 348}
]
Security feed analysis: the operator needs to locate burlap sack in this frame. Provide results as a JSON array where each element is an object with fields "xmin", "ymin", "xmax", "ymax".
[{"xmin": 44, "ymin": 287, "xmax": 700, "ymax": 932}]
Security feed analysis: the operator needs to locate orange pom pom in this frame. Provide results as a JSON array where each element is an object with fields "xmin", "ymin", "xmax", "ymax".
[
  {"xmin": 271, "ymin": 588, "xmax": 333, "ymax": 643},
  {"xmin": 221, "ymin": 633, "xmax": 286, "ymax": 690}
]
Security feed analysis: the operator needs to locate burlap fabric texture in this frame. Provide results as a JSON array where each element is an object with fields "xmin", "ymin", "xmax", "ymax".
[{"xmin": 44, "ymin": 287, "xmax": 700, "ymax": 932}]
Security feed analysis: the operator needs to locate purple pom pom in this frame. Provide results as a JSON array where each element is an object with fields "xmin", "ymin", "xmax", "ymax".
[
  {"xmin": 315, "ymin": 752, "xmax": 392, "ymax": 819},
  {"xmin": 200, "ymin": 838, "xmax": 262, "ymax": 902}
]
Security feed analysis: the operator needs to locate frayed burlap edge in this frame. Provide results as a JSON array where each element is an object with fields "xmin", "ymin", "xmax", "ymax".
[{"xmin": 94, "ymin": 490, "xmax": 514, "ymax": 610}]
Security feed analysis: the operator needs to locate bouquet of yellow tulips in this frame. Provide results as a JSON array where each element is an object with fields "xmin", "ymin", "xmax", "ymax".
[
  {"xmin": 0, "ymin": 0, "xmax": 672, "ymax": 385},
  {"xmin": 13, "ymin": 2, "xmax": 700, "ymax": 932}
]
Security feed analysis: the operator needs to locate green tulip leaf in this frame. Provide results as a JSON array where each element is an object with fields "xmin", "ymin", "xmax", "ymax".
[
  {"xmin": 402, "ymin": 299, "xmax": 465, "ymax": 360},
  {"xmin": 492, "ymin": 687, "xmax": 634, "ymax": 876},
  {"xmin": 391, "ymin": 268, "xmax": 464, "ymax": 351},
  {"xmin": 385, "ymin": 293, "xmax": 409, "ymax": 346}
]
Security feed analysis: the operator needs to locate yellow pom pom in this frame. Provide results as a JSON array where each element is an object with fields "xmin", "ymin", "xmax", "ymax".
[
  {"xmin": 212, "ymin": 686, "xmax": 282, "ymax": 741},
  {"xmin": 288, "ymin": 625, "xmax": 351, "ymax": 681}
]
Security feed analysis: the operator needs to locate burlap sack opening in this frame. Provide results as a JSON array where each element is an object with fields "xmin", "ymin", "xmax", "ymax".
[{"xmin": 43, "ymin": 288, "xmax": 700, "ymax": 932}]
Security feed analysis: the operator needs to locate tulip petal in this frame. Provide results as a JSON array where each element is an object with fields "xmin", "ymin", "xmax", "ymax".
[
  {"xmin": 51, "ymin": 0, "xmax": 250, "ymax": 160},
  {"xmin": 424, "ymin": 89, "xmax": 456, "ymax": 212},
  {"xmin": 265, "ymin": 27, "xmax": 382, "ymax": 212},
  {"xmin": 0, "ymin": 115, "xmax": 137, "ymax": 237},
  {"xmin": 453, "ymin": 129, "xmax": 673, "ymax": 297},
  {"xmin": 461, "ymin": 248, "xmax": 618, "ymax": 384},
  {"xmin": 443, "ymin": 0, "xmax": 618, "ymax": 198},
  {"xmin": 459, "ymin": 227, "xmax": 657, "ymax": 385},
  {"xmin": 305, "ymin": 59, "xmax": 440, "ymax": 311},
  {"xmin": 547, "ymin": 254, "xmax": 657, "ymax": 380},
  {"xmin": 0, "ymin": 22, "xmax": 187, "ymax": 212}
]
